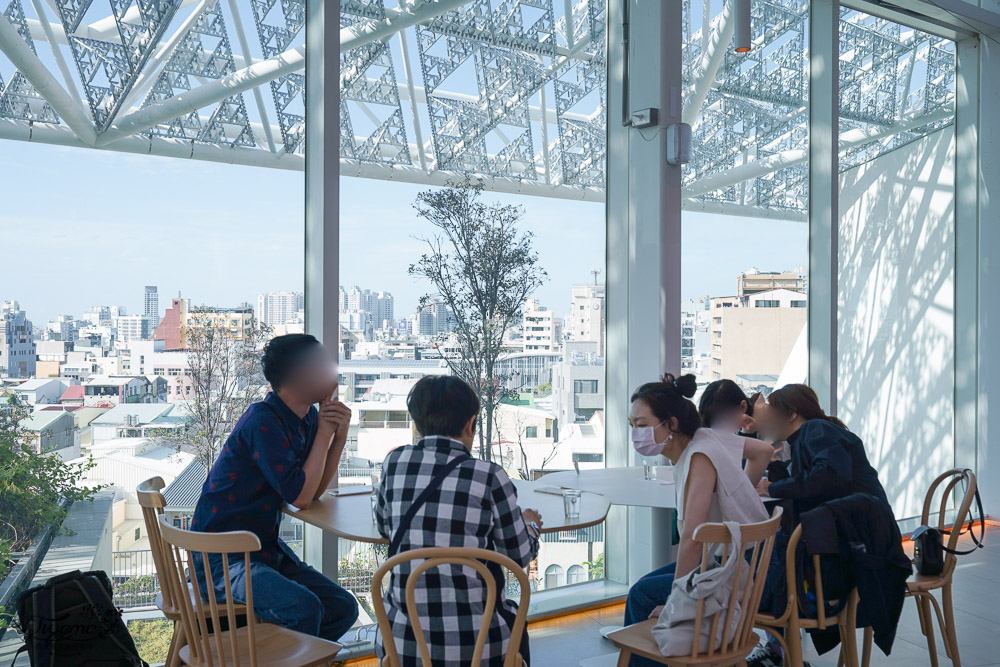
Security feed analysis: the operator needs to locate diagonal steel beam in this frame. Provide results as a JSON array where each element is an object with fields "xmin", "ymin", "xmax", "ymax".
[
  {"xmin": 118, "ymin": 0, "xmax": 219, "ymax": 114},
  {"xmin": 340, "ymin": 0, "xmax": 472, "ymax": 53},
  {"xmin": 682, "ymin": 108, "xmax": 952, "ymax": 198},
  {"xmin": 683, "ymin": 0, "xmax": 734, "ymax": 127},
  {"xmin": 0, "ymin": 11, "xmax": 96, "ymax": 144},
  {"xmin": 97, "ymin": 43, "xmax": 305, "ymax": 146}
]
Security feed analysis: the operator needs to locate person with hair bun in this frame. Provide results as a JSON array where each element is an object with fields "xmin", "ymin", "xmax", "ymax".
[{"xmin": 623, "ymin": 373, "xmax": 770, "ymax": 667}]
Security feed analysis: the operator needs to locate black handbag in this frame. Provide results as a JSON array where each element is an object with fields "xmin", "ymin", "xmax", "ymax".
[{"xmin": 911, "ymin": 479, "xmax": 985, "ymax": 576}]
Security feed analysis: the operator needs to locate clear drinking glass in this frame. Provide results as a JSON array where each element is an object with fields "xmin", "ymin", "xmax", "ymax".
[
  {"xmin": 562, "ymin": 489, "xmax": 582, "ymax": 519},
  {"xmin": 644, "ymin": 461, "xmax": 658, "ymax": 481},
  {"xmin": 370, "ymin": 469, "xmax": 381, "ymax": 523}
]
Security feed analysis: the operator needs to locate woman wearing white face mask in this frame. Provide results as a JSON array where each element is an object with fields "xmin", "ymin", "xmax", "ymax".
[{"xmin": 622, "ymin": 373, "xmax": 770, "ymax": 667}]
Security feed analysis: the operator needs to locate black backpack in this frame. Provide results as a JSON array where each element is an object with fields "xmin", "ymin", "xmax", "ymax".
[{"xmin": 10, "ymin": 569, "xmax": 148, "ymax": 667}]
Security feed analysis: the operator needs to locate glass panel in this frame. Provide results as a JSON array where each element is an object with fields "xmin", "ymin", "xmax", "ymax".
[
  {"xmin": 837, "ymin": 10, "xmax": 956, "ymax": 520},
  {"xmin": 681, "ymin": 0, "xmax": 809, "ymax": 401},
  {"xmin": 0, "ymin": 0, "xmax": 306, "ymax": 655},
  {"xmin": 336, "ymin": 0, "xmax": 609, "ymax": 627}
]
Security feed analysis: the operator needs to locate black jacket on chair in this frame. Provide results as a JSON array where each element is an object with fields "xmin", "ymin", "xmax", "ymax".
[{"xmin": 799, "ymin": 492, "xmax": 912, "ymax": 656}]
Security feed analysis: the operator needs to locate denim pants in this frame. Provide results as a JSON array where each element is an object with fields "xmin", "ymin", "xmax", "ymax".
[
  {"xmin": 195, "ymin": 541, "xmax": 359, "ymax": 643},
  {"xmin": 623, "ymin": 562, "xmax": 677, "ymax": 667}
]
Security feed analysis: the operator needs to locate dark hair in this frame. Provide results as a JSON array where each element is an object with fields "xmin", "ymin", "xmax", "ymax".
[
  {"xmin": 698, "ymin": 379, "xmax": 750, "ymax": 428},
  {"xmin": 407, "ymin": 376, "xmax": 480, "ymax": 438},
  {"xmin": 766, "ymin": 384, "xmax": 847, "ymax": 429},
  {"xmin": 630, "ymin": 373, "xmax": 701, "ymax": 437},
  {"xmin": 261, "ymin": 334, "xmax": 321, "ymax": 391}
]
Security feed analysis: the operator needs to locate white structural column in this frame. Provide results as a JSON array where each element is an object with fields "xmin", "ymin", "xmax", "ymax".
[
  {"xmin": 954, "ymin": 36, "xmax": 978, "ymax": 473},
  {"xmin": 808, "ymin": 0, "xmax": 839, "ymax": 414},
  {"xmin": 606, "ymin": 0, "xmax": 683, "ymax": 586},
  {"xmin": 977, "ymin": 33, "xmax": 1000, "ymax": 514},
  {"xmin": 303, "ymin": 0, "xmax": 341, "ymax": 579}
]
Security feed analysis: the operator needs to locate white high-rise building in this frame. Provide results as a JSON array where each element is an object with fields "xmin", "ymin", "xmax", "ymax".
[
  {"xmin": 522, "ymin": 299, "xmax": 558, "ymax": 352},
  {"xmin": 115, "ymin": 314, "xmax": 152, "ymax": 343},
  {"xmin": 144, "ymin": 286, "xmax": 159, "ymax": 320},
  {"xmin": 339, "ymin": 286, "xmax": 395, "ymax": 334},
  {"xmin": 566, "ymin": 284, "xmax": 605, "ymax": 356},
  {"xmin": 374, "ymin": 291, "xmax": 394, "ymax": 329},
  {"xmin": 257, "ymin": 291, "xmax": 305, "ymax": 327},
  {"xmin": 1, "ymin": 300, "xmax": 36, "ymax": 378},
  {"xmin": 46, "ymin": 315, "xmax": 80, "ymax": 342}
]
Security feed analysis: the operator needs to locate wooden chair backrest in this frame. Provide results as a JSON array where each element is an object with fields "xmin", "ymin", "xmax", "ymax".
[
  {"xmin": 683, "ymin": 506, "xmax": 783, "ymax": 660},
  {"xmin": 157, "ymin": 514, "xmax": 262, "ymax": 667},
  {"xmin": 136, "ymin": 476, "xmax": 180, "ymax": 613},
  {"xmin": 370, "ymin": 547, "xmax": 531, "ymax": 667},
  {"xmin": 921, "ymin": 468, "xmax": 979, "ymax": 576}
]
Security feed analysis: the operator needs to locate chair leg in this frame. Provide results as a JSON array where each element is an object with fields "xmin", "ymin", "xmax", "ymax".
[
  {"xmin": 166, "ymin": 621, "xmax": 183, "ymax": 667},
  {"xmin": 861, "ymin": 626, "xmax": 872, "ymax": 667},
  {"xmin": 839, "ymin": 592, "xmax": 860, "ymax": 667},
  {"xmin": 919, "ymin": 595, "xmax": 941, "ymax": 667},
  {"xmin": 925, "ymin": 593, "xmax": 954, "ymax": 661},
  {"xmin": 785, "ymin": 625, "xmax": 806, "ymax": 667},
  {"xmin": 616, "ymin": 649, "xmax": 632, "ymax": 667},
  {"xmin": 942, "ymin": 585, "xmax": 962, "ymax": 667}
]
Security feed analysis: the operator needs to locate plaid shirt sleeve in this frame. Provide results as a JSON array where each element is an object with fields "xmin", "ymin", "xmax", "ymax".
[{"xmin": 488, "ymin": 467, "xmax": 539, "ymax": 567}]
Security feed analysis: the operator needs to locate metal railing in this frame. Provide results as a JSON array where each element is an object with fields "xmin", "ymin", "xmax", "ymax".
[{"xmin": 111, "ymin": 550, "xmax": 159, "ymax": 610}]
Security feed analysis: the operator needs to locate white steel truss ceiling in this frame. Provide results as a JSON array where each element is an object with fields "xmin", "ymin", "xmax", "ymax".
[{"xmin": 0, "ymin": 0, "xmax": 955, "ymax": 219}]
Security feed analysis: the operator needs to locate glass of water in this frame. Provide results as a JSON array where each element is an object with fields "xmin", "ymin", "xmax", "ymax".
[
  {"xmin": 370, "ymin": 469, "xmax": 381, "ymax": 523},
  {"xmin": 562, "ymin": 489, "xmax": 582, "ymax": 519},
  {"xmin": 644, "ymin": 461, "xmax": 658, "ymax": 481}
]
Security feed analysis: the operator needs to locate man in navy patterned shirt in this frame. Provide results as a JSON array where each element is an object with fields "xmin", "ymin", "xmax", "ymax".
[{"xmin": 192, "ymin": 333, "xmax": 359, "ymax": 643}]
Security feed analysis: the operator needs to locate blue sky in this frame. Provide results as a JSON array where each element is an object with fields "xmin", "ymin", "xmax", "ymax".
[{"xmin": 0, "ymin": 141, "xmax": 807, "ymax": 324}]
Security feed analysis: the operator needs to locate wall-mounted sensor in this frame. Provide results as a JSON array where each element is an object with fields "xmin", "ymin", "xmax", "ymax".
[
  {"xmin": 666, "ymin": 123, "xmax": 692, "ymax": 165},
  {"xmin": 630, "ymin": 107, "xmax": 659, "ymax": 129}
]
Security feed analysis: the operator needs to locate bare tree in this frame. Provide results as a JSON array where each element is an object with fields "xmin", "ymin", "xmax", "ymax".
[
  {"xmin": 161, "ymin": 318, "xmax": 272, "ymax": 470},
  {"xmin": 409, "ymin": 181, "xmax": 547, "ymax": 462}
]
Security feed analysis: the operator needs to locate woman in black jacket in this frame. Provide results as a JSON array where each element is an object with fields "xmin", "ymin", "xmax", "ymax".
[
  {"xmin": 747, "ymin": 384, "xmax": 892, "ymax": 667},
  {"xmin": 754, "ymin": 384, "xmax": 888, "ymax": 514}
]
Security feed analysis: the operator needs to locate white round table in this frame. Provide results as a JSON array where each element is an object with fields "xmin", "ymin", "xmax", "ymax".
[
  {"xmin": 284, "ymin": 479, "xmax": 611, "ymax": 544},
  {"xmin": 539, "ymin": 466, "xmax": 677, "ymax": 508}
]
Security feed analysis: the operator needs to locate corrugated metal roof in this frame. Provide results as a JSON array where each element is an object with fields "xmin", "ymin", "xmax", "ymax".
[
  {"xmin": 91, "ymin": 403, "xmax": 173, "ymax": 425},
  {"xmin": 162, "ymin": 459, "xmax": 207, "ymax": 510}
]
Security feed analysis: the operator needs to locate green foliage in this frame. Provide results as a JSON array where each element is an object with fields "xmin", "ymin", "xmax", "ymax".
[
  {"xmin": 584, "ymin": 552, "xmax": 604, "ymax": 581},
  {"xmin": 113, "ymin": 573, "xmax": 159, "ymax": 608},
  {"xmin": 535, "ymin": 382, "xmax": 552, "ymax": 397},
  {"xmin": 0, "ymin": 402, "xmax": 99, "ymax": 628},
  {"xmin": 127, "ymin": 618, "xmax": 174, "ymax": 664}
]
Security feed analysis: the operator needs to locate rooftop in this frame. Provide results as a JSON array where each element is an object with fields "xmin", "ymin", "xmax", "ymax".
[
  {"xmin": 21, "ymin": 410, "xmax": 71, "ymax": 431},
  {"xmin": 60, "ymin": 385, "xmax": 85, "ymax": 401},
  {"xmin": 13, "ymin": 378, "xmax": 64, "ymax": 391},
  {"xmin": 91, "ymin": 403, "xmax": 174, "ymax": 426},
  {"xmin": 162, "ymin": 459, "xmax": 208, "ymax": 510}
]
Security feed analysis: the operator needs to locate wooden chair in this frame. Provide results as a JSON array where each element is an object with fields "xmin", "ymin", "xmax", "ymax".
[
  {"xmin": 607, "ymin": 508, "xmax": 782, "ymax": 667},
  {"xmin": 137, "ymin": 477, "xmax": 210, "ymax": 667},
  {"xmin": 862, "ymin": 468, "xmax": 981, "ymax": 667},
  {"xmin": 370, "ymin": 547, "xmax": 530, "ymax": 667},
  {"xmin": 156, "ymin": 514, "xmax": 341, "ymax": 667},
  {"xmin": 754, "ymin": 524, "xmax": 860, "ymax": 667}
]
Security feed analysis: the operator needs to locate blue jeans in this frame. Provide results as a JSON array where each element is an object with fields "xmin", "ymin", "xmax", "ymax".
[
  {"xmin": 195, "ymin": 541, "xmax": 359, "ymax": 643},
  {"xmin": 624, "ymin": 562, "xmax": 677, "ymax": 667}
]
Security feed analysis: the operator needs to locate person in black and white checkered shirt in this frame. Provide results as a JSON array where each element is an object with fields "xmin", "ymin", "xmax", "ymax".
[{"xmin": 374, "ymin": 376, "xmax": 542, "ymax": 666}]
